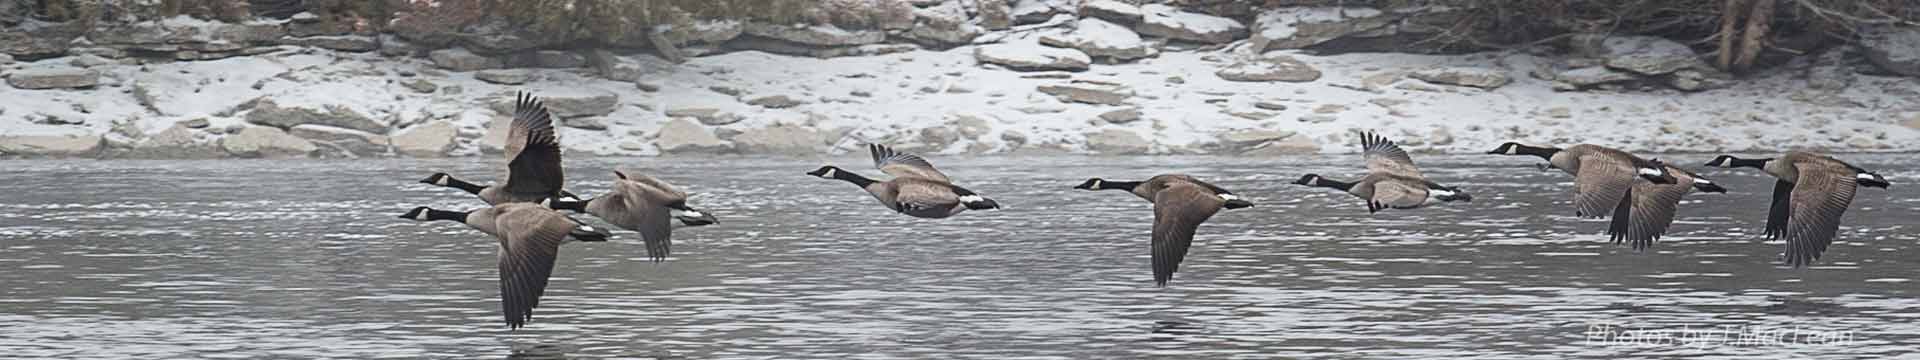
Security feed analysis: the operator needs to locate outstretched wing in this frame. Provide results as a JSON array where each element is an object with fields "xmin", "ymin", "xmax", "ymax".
[
  {"xmin": 870, "ymin": 143, "xmax": 950, "ymax": 182},
  {"xmin": 1151, "ymin": 183, "xmax": 1225, "ymax": 287},
  {"xmin": 493, "ymin": 205, "xmax": 573, "ymax": 329},
  {"xmin": 1360, "ymin": 131, "xmax": 1422, "ymax": 178},
  {"xmin": 1572, "ymin": 154, "xmax": 1634, "ymax": 218},
  {"xmin": 502, "ymin": 92, "xmax": 564, "ymax": 198},
  {"xmin": 1781, "ymin": 161, "xmax": 1858, "ymax": 267}
]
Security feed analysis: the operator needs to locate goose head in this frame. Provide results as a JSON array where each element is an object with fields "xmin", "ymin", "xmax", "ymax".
[
  {"xmin": 669, "ymin": 201, "xmax": 719, "ymax": 226},
  {"xmin": 1690, "ymin": 178, "xmax": 1728, "ymax": 193},
  {"xmin": 397, "ymin": 206, "xmax": 465, "ymax": 222},
  {"xmin": 1637, "ymin": 159, "xmax": 1679, "ymax": 184},
  {"xmin": 806, "ymin": 166, "xmax": 844, "ymax": 179},
  {"xmin": 1429, "ymin": 186, "xmax": 1472, "ymax": 203},
  {"xmin": 1857, "ymin": 172, "xmax": 1891, "ymax": 189},
  {"xmin": 418, "ymin": 172, "xmax": 453, "ymax": 186},
  {"xmin": 1073, "ymin": 178, "xmax": 1106, "ymax": 190},
  {"xmin": 1705, "ymin": 155, "xmax": 1770, "ymax": 169},
  {"xmin": 398, "ymin": 206, "xmax": 432, "ymax": 221},
  {"xmin": 1292, "ymin": 174, "xmax": 1323, "ymax": 186}
]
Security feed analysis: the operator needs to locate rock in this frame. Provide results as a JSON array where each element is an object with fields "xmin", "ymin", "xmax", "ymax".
[
  {"xmin": 1248, "ymin": 7, "xmax": 1394, "ymax": 53},
  {"xmin": 1545, "ymin": 107, "xmax": 1572, "ymax": 118},
  {"xmin": 1299, "ymin": 115, "xmax": 1338, "ymax": 123},
  {"xmin": 920, "ymin": 126, "xmax": 960, "ymax": 148},
  {"xmin": 0, "ymin": 21, "xmax": 86, "ymax": 58},
  {"xmin": 245, "ymin": 99, "xmax": 387, "ymax": 134},
  {"xmin": 741, "ymin": 23, "xmax": 886, "ymax": 47},
  {"xmin": 747, "ymin": 94, "xmax": 805, "ymax": 109},
  {"xmin": 1572, "ymin": 35, "xmax": 1705, "ymax": 76},
  {"xmin": 6, "ymin": 67, "xmax": 99, "ymax": 89},
  {"xmin": 1012, "ymin": 0, "xmax": 1062, "ymax": 24},
  {"xmin": 1254, "ymin": 100, "xmax": 1288, "ymax": 111},
  {"xmin": 1216, "ymin": 56, "xmax": 1321, "ymax": 82},
  {"xmin": 180, "ymin": 118, "xmax": 212, "ymax": 129},
  {"xmin": 531, "ymin": 50, "xmax": 587, "ymax": 68},
  {"xmin": 474, "ymin": 69, "xmax": 532, "ymax": 85},
  {"xmin": 294, "ymin": 35, "xmax": 379, "ymax": 52},
  {"xmin": 1805, "ymin": 49, "xmax": 1856, "ymax": 90},
  {"xmin": 654, "ymin": 119, "xmax": 730, "ymax": 154},
  {"xmin": 1239, "ymin": 134, "xmax": 1320, "ymax": 156},
  {"xmin": 562, "ymin": 117, "xmax": 608, "ymax": 130},
  {"xmin": 541, "ymin": 90, "xmax": 620, "ymax": 118},
  {"xmin": 1080, "ymin": 0, "xmax": 1144, "ymax": 24},
  {"xmin": 1552, "ymin": 67, "xmax": 1637, "ymax": 89},
  {"xmin": 128, "ymin": 124, "xmax": 223, "ymax": 158},
  {"xmin": 907, "ymin": 1, "xmax": 980, "ymax": 46},
  {"xmin": 664, "ymin": 104, "xmax": 742, "ymax": 126},
  {"xmin": 428, "ymin": 48, "xmax": 502, "ymax": 71},
  {"xmin": 1667, "ymin": 68, "xmax": 1732, "ymax": 92},
  {"xmin": 1136, "ymin": 4, "xmax": 1247, "ymax": 44},
  {"xmin": 1315, "ymin": 104, "xmax": 1349, "ymax": 114},
  {"xmin": 1903, "ymin": 114, "xmax": 1920, "ymax": 130},
  {"xmin": 975, "ymin": 42, "xmax": 1091, "ymax": 71},
  {"xmin": 402, "ymin": 79, "xmax": 437, "ymax": 93},
  {"xmin": 1408, "ymin": 67, "xmax": 1510, "ymax": 89},
  {"xmin": 734, "ymin": 125, "xmax": 828, "ymax": 154},
  {"xmin": 68, "ymin": 54, "xmax": 115, "ymax": 68},
  {"xmin": 0, "ymin": 134, "xmax": 102, "ymax": 157},
  {"xmin": 221, "ymin": 127, "xmax": 317, "ymax": 158},
  {"xmin": 952, "ymin": 114, "xmax": 994, "ymax": 138},
  {"xmin": 391, "ymin": 121, "xmax": 457, "ymax": 157},
  {"xmin": 289, "ymin": 124, "xmax": 389, "ymax": 155},
  {"xmin": 1099, "ymin": 107, "xmax": 1143, "ymax": 124},
  {"xmin": 655, "ymin": 19, "xmax": 746, "ymax": 48},
  {"xmin": 1086, "ymin": 129, "xmax": 1150, "ymax": 154},
  {"xmin": 1038, "ymin": 18, "xmax": 1156, "ymax": 60},
  {"xmin": 978, "ymin": 0, "xmax": 1014, "ymax": 30},
  {"xmin": 1038, "ymin": 82, "xmax": 1133, "ymax": 106},
  {"xmin": 1858, "ymin": 25, "xmax": 1920, "ymax": 76},
  {"xmin": 0, "ymin": 53, "xmax": 12, "ymax": 65},
  {"xmin": 1000, "ymin": 129, "xmax": 1030, "ymax": 146},
  {"xmin": 1217, "ymin": 129, "xmax": 1294, "ymax": 149}
]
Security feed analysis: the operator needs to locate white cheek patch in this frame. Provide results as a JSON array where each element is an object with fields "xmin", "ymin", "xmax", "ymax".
[
  {"xmin": 1429, "ymin": 189, "xmax": 1457, "ymax": 197},
  {"xmin": 434, "ymin": 177, "xmax": 450, "ymax": 186},
  {"xmin": 958, "ymin": 195, "xmax": 986, "ymax": 203},
  {"xmin": 1217, "ymin": 194, "xmax": 1242, "ymax": 201},
  {"xmin": 1637, "ymin": 168, "xmax": 1663, "ymax": 176},
  {"xmin": 822, "ymin": 168, "xmax": 837, "ymax": 178},
  {"xmin": 1857, "ymin": 173, "xmax": 1878, "ymax": 180},
  {"xmin": 1692, "ymin": 178, "xmax": 1713, "ymax": 185},
  {"xmin": 1090, "ymin": 179, "xmax": 1102, "ymax": 188},
  {"xmin": 670, "ymin": 209, "xmax": 706, "ymax": 218},
  {"xmin": 578, "ymin": 225, "xmax": 598, "ymax": 232}
]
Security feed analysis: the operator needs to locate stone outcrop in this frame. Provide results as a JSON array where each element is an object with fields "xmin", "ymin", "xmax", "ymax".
[
  {"xmin": 221, "ymin": 126, "xmax": 318, "ymax": 158},
  {"xmin": 289, "ymin": 124, "xmax": 389, "ymax": 156},
  {"xmin": 1571, "ymin": 35, "xmax": 1705, "ymax": 76},
  {"xmin": 1860, "ymin": 25, "xmax": 1920, "ymax": 76},
  {"xmin": 244, "ymin": 99, "xmax": 388, "ymax": 134},
  {"xmin": 1037, "ymin": 82, "xmax": 1133, "ymax": 106},
  {"xmin": 655, "ymin": 119, "xmax": 731, "ymax": 154},
  {"xmin": 1080, "ymin": 0, "xmax": 1144, "ymax": 25},
  {"xmin": 734, "ymin": 125, "xmax": 830, "ymax": 154},
  {"xmin": 390, "ymin": 121, "xmax": 456, "ymax": 157},
  {"xmin": 1216, "ymin": 56, "xmax": 1321, "ymax": 82},
  {"xmin": 1038, "ymin": 18, "xmax": 1155, "ymax": 61},
  {"xmin": 1086, "ymin": 129, "xmax": 1149, "ymax": 154},
  {"xmin": 0, "ymin": 134, "xmax": 102, "ymax": 157},
  {"xmin": 975, "ymin": 42, "xmax": 1091, "ymax": 71},
  {"xmin": 1248, "ymin": 7, "xmax": 1393, "ymax": 53},
  {"xmin": 1136, "ymin": 4, "xmax": 1247, "ymax": 44},
  {"xmin": 429, "ymin": 48, "xmax": 502, "ymax": 71},
  {"xmin": 1408, "ymin": 67, "xmax": 1510, "ymax": 89},
  {"xmin": 6, "ymin": 67, "xmax": 100, "ymax": 89}
]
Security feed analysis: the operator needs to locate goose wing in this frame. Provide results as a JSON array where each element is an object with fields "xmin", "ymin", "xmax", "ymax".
[
  {"xmin": 1782, "ymin": 161, "xmax": 1858, "ymax": 267},
  {"xmin": 589, "ymin": 178, "xmax": 682, "ymax": 262},
  {"xmin": 1365, "ymin": 176, "xmax": 1428, "ymax": 213},
  {"xmin": 1360, "ymin": 131, "xmax": 1422, "ymax": 178},
  {"xmin": 492, "ymin": 204, "xmax": 574, "ymax": 329},
  {"xmin": 1151, "ymin": 183, "xmax": 1225, "ymax": 287},
  {"xmin": 870, "ymin": 144, "xmax": 951, "ymax": 182},
  {"xmin": 1764, "ymin": 179, "xmax": 1793, "ymax": 240},
  {"xmin": 502, "ymin": 92, "xmax": 564, "ymax": 198},
  {"xmin": 1617, "ymin": 170, "xmax": 1693, "ymax": 250},
  {"xmin": 888, "ymin": 178, "xmax": 961, "ymax": 216},
  {"xmin": 1572, "ymin": 154, "xmax": 1634, "ymax": 218}
]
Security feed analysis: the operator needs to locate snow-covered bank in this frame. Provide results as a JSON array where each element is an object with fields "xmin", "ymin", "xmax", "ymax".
[{"xmin": 4, "ymin": 43, "xmax": 1917, "ymax": 159}]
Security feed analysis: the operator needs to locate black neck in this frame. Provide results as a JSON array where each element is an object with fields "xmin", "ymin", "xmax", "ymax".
[
  {"xmin": 834, "ymin": 171, "xmax": 876, "ymax": 188},
  {"xmin": 1097, "ymin": 180, "xmax": 1143, "ymax": 191},
  {"xmin": 443, "ymin": 177, "xmax": 486, "ymax": 194},
  {"xmin": 1312, "ymin": 179, "xmax": 1355, "ymax": 192},
  {"xmin": 1729, "ymin": 158, "xmax": 1770, "ymax": 169},
  {"xmin": 426, "ymin": 209, "xmax": 469, "ymax": 222},
  {"xmin": 1514, "ymin": 144, "xmax": 1561, "ymax": 160}
]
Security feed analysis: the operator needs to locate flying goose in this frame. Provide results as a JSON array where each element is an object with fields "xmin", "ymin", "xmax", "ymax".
[
  {"xmin": 1074, "ymin": 174, "xmax": 1254, "ymax": 286},
  {"xmin": 1606, "ymin": 164, "xmax": 1727, "ymax": 251},
  {"xmin": 547, "ymin": 171, "xmax": 719, "ymax": 262},
  {"xmin": 419, "ymin": 92, "xmax": 574, "ymax": 205},
  {"xmin": 1294, "ymin": 131, "xmax": 1471, "ymax": 212},
  {"xmin": 1706, "ymin": 152, "xmax": 1890, "ymax": 267},
  {"xmin": 399, "ymin": 202, "xmax": 611, "ymax": 329},
  {"xmin": 1488, "ymin": 142, "xmax": 1678, "ymax": 221},
  {"xmin": 807, "ymin": 144, "xmax": 1000, "ymax": 218}
]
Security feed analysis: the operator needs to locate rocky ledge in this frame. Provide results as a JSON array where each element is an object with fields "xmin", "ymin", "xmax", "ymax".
[{"xmin": 3, "ymin": 1, "xmax": 1918, "ymax": 159}]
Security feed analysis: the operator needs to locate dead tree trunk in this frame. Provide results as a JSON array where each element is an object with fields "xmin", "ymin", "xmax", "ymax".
[{"xmin": 1716, "ymin": 0, "xmax": 1746, "ymax": 70}]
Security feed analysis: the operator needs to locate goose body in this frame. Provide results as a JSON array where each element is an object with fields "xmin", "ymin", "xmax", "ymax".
[
  {"xmin": 1075, "ymin": 174, "xmax": 1254, "ymax": 286},
  {"xmin": 419, "ymin": 92, "xmax": 573, "ymax": 205},
  {"xmin": 1295, "ymin": 132, "xmax": 1470, "ymax": 212},
  {"xmin": 399, "ymin": 202, "xmax": 611, "ymax": 329},
  {"xmin": 548, "ymin": 171, "xmax": 719, "ymax": 262},
  {"xmin": 1608, "ymin": 165, "xmax": 1727, "ymax": 250},
  {"xmin": 1708, "ymin": 152, "xmax": 1889, "ymax": 267},
  {"xmin": 808, "ymin": 144, "xmax": 999, "ymax": 219}
]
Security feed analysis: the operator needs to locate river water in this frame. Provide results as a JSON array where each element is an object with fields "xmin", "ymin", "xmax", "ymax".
[{"xmin": 0, "ymin": 155, "xmax": 1914, "ymax": 359}]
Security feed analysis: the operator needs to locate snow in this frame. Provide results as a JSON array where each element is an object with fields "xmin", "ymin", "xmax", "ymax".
[
  {"xmin": 3, "ymin": 38, "xmax": 1918, "ymax": 156},
  {"xmin": 1254, "ymin": 7, "xmax": 1384, "ymax": 42},
  {"xmin": 1140, "ymin": 4, "xmax": 1242, "ymax": 34}
]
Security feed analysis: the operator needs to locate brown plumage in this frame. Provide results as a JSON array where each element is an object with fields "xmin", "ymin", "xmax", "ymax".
[
  {"xmin": 1295, "ymin": 132, "xmax": 1470, "ymax": 213},
  {"xmin": 399, "ymin": 202, "xmax": 610, "ymax": 329},
  {"xmin": 809, "ymin": 144, "xmax": 999, "ymax": 219},
  {"xmin": 419, "ymin": 92, "xmax": 572, "ymax": 205},
  {"xmin": 549, "ymin": 171, "xmax": 718, "ymax": 262},
  {"xmin": 1707, "ymin": 151, "xmax": 1889, "ymax": 267},
  {"xmin": 1075, "ymin": 174, "xmax": 1253, "ymax": 286}
]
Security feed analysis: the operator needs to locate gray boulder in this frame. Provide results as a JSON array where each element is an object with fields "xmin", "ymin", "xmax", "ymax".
[
  {"xmin": 245, "ymin": 99, "xmax": 388, "ymax": 134},
  {"xmin": 562, "ymin": 117, "xmax": 609, "ymax": 130},
  {"xmin": 742, "ymin": 23, "xmax": 886, "ymax": 47},
  {"xmin": 1408, "ymin": 67, "xmax": 1510, "ymax": 89},
  {"xmin": 1099, "ymin": 107, "xmax": 1143, "ymax": 124},
  {"xmin": 540, "ymin": 90, "xmax": 620, "ymax": 118},
  {"xmin": 429, "ymin": 48, "xmax": 502, "ymax": 71},
  {"xmin": 907, "ymin": 1, "xmax": 980, "ymax": 46},
  {"xmin": 1860, "ymin": 25, "xmax": 1920, "ymax": 76},
  {"xmin": 474, "ymin": 69, "xmax": 532, "ymax": 85},
  {"xmin": 221, "ymin": 127, "xmax": 318, "ymax": 158},
  {"xmin": 978, "ymin": 0, "xmax": 1014, "ymax": 30},
  {"xmin": 1136, "ymin": 4, "xmax": 1247, "ymax": 44},
  {"xmin": 734, "ymin": 125, "xmax": 829, "ymax": 154},
  {"xmin": 289, "ymin": 124, "xmax": 390, "ymax": 156},
  {"xmin": 531, "ymin": 50, "xmax": 587, "ymax": 68},
  {"xmin": 6, "ymin": 67, "xmax": 99, "ymax": 89},
  {"xmin": 391, "ymin": 121, "xmax": 457, "ymax": 157},
  {"xmin": 975, "ymin": 42, "xmax": 1091, "ymax": 71},
  {"xmin": 655, "ymin": 118, "xmax": 731, "ymax": 154},
  {"xmin": 1038, "ymin": 82, "xmax": 1133, "ymax": 106},
  {"xmin": 1551, "ymin": 67, "xmax": 1638, "ymax": 90},
  {"xmin": 130, "ymin": 124, "xmax": 224, "ymax": 159},
  {"xmin": 0, "ymin": 134, "xmax": 102, "ymax": 157},
  {"xmin": 1080, "ymin": 0, "xmax": 1144, "ymax": 24},
  {"xmin": 1216, "ymin": 57, "xmax": 1321, "ymax": 82},
  {"xmin": 1038, "ymin": 18, "xmax": 1155, "ymax": 61},
  {"xmin": 1086, "ymin": 129, "xmax": 1150, "ymax": 154},
  {"xmin": 1572, "ymin": 35, "xmax": 1705, "ymax": 75},
  {"xmin": 1248, "ymin": 7, "xmax": 1394, "ymax": 53},
  {"xmin": 293, "ymin": 36, "xmax": 379, "ymax": 52}
]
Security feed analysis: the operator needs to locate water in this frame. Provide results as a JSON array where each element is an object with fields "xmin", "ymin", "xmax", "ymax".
[{"xmin": 1, "ymin": 155, "xmax": 1915, "ymax": 359}]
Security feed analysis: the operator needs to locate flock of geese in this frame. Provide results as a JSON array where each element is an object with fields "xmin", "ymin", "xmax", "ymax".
[{"xmin": 399, "ymin": 92, "xmax": 1892, "ymax": 329}]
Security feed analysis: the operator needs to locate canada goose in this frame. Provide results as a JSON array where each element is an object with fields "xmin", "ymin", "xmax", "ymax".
[
  {"xmin": 547, "ymin": 171, "xmax": 719, "ymax": 262},
  {"xmin": 1073, "ymin": 174, "xmax": 1254, "ymax": 286},
  {"xmin": 398, "ymin": 202, "xmax": 612, "ymax": 329},
  {"xmin": 1488, "ymin": 142, "xmax": 1678, "ymax": 220},
  {"xmin": 807, "ymin": 144, "xmax": 999, "ymax": 218},
  {"xmin": 1706, "ymin": 152, "xmax": 1890, "ymax": 267},
  {"xmin": 419, "ymin": 92, "xmax": 572, "ymax": 205},
  {"xmin": 1293, "ymin": 132, "xmax": 1471, "ymax": 212},
  {"xmin": 1606, "ymin": 165, "xmax": 1727, "ymax": 251}
]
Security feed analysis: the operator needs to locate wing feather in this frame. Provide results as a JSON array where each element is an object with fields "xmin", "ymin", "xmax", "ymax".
[
  {"xmin": 502, "ymin": 92, "xmax": 564, "ymax": 198},
  {"xmin": 1572, "ymin": 154, "xmax": 1634, "ymax": 218},
  {"xmin": 1360, "ymin": 131, "xmax": 1422, "ymax": 178},
  {"xmin": 870, "ymin": 144, "xmax": 951, "ymax": 182},
  {"xmin": 1151, "ymin": 184, "xmax": 1224, "ymax": 287},
  {"xmin": 493, "ymin": 205, "xmax": 571, "ymax": 329},
  {"xmin": 1782, "ymin": 162, "xmax": 1857, "ymax": 267}
]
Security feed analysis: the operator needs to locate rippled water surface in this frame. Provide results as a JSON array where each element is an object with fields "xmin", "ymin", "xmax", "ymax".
[{"xmin": 2, "ymin": 155, "xmax": 1917, "ymax": 359}]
